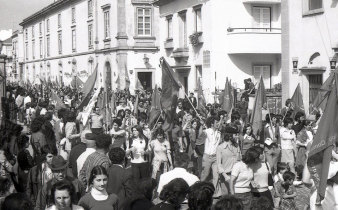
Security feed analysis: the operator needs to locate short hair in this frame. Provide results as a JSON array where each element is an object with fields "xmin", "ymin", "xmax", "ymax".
[
  {"xmin": 188, "ymin": 181, "xmax": 215, "ymax": 210},
  {"xmin": 213, "ymin": 195, "xmax": 243, "ymax": 210},
  {"xmin": 1, "ymin": 193, "xmax": 34, "ymax": 210},
  {"xmin": 108, "ymin": 147, "xmax": 126, "ymax": 164},
  {"xmin": 283, "ymin": 117, "xmax": 294, "ymax": 127},
  {"xmin": 155, "ymin": 128, "xmax": 165, "ymax": 137},
  {"xmin": 57, "ymin": 108, "xmax": 68, "ymax": 120},
  {"xmin": 88, "ymin": 165, "xmax": 108, "ymax": 186},
  {"xmin": 0, "ymin": 176, "xmax": 11, "ymax": 195},
  {"xmin": 44, "ymin": 111, "xmax": 53, "ymax": 121},
  {"xmin": 276, "ymin": 162, "xmax": 289, "ymax": 173},
  {"xmin": 174, "ymin": 152, "xmax": 190, "ymax": 169},
  {"xmin": 294, "ymin": 111, "xmax": 305, "ymax": 121},
  {"xmin": 50, "ymin": 180, "xmax": 75, "ymax": 206},
  {"xmin": 159, "ymin": 178, "xmax": 189, "ymax": 205},
  {"xmin": 112, "ymin": 118, "xmax": 122, "ymax": 127},
  {"xmin": 41, "ymin": 145, "xmax": 57, "ymax": 156},
  {"xmin": 242, "ymin": 147, "xmax": 260, "ymax": 165},
  {"xmin": 205, "ymin": 116, "xmax": 219, "ymax": 128},
  {"xmin": 66, "ymin": 111, "xmax": 76, "ymax": 123},
  {"xmin": 95, "ymin": 134, "xmax": 111, "ymax": 149},
  {"xmin": 242, "ymin": 124, "xmax": 253, "ymax": 136},
  {"xmin": 17, "ymin": 134, "xmax": 29, "ymax": 151},
  {"xmin": 283, "ymin": 171, "xmax": 296, "ymax": 181},
  {"xmin": 285, "ymin": 99, "xmax": 292, "ymax": 107},
  {"xmin": 135, "ymin": 178, "xmax": 157, "ymax": 201}
]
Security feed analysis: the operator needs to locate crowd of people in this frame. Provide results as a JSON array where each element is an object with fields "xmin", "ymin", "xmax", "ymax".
[{"xmin": 0, "ymin": 82, "xmax": 337, "ymax": 210}]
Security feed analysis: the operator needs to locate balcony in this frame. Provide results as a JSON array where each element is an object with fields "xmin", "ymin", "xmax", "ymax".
[
  {"xmin": 242, "ymin": 0, "xmax": 280, "ymax": 4},
  {"xmin": 172, "ymin": 48, "xmax": 189, "ymax": 61},
  {"xmin": 227, "ymin": 27, "xmax": 281, "ymax": 54}
]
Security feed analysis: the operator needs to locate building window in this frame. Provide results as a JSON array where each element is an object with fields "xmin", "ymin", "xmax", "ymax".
[
  {"xmin": 252, "ymin": 7, "xmax": 271, "ymax": 29},
  {"xmin": 179, "ymin": 11, "xmax": 187, "ymax": 48},
  {"xmin": 195, "ymin": 65, "xmax": 202, "ymax": 87},
  {"xmin": 32, "ymin": 41, "xmax": 35, "ymax": 59},
  {"xmin": 72, "ymin": 29, "xmax": 76, "ymax": 52},
  {"xmin": 88, "ymin": 0, "xmax": 93, "ymax": 17},
  {"xmin": 46, "ymin": 19, "xmax": 50, "ymax": 33},
  {"xmin": 166, "ymin": 16, "xmax": 172, "ymax": 39},
  {"xmin": 72, "ymin": 7, "xmax": 76, "ymax": 23},
  {"xmin": 47, "ymin": 35, "xmax": 50, "ymax": 56},
  {"xmin": 194, "ymin": 7, "xmax": 202, "ymax": 32},
  {"xmin": 309, "ymin": 0, "xmax": 322, "ymax": 10},
  {"xmin": 103, "ymin": 10, "xmax": 110, "ymax": 39},
  {"xmin": 58, "ymin": 32, "xmax": 62, "ymax": 54},
  {"xmin": 39, "ymin": 39, "xmax": 43, "ymax": 58},
  {"xmin": 32, "ymin": 26, "xmax": 34, "ymax": 39},
  {"xmin": 136, "ymin": 8, "xmax": 152, "ymax": 36},
  {"xmin": 58, "ymin": 14, "xmax": 62, "ymax": 28},
  {"xmin": 25, "ymin": 43, "xmax": 28, "ymax": 60},
  {"xmin": 39, "ymin": 22, "xmax": 42, "ymax": 35},
  {"xmin": 25, "ymin": 29, "xmax": 28, "ymax": 40},
  {"xmin": 88, "ymin": 24, "xmax": 93, "ymax": 48},
  {"xmin": 253, "ymin": 65, "xmax": 271, "ymax": 89}
]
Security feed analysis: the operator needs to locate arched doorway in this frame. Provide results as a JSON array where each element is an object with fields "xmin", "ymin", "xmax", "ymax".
[{"xmin": 105, "ymin": 61, "xmax": 112, "ymax": 91}]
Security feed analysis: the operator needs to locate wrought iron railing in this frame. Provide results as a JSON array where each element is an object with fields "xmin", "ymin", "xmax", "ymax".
[{"xmin": 227, "ymin": 27, "xmax": 281, "ymax": 33}]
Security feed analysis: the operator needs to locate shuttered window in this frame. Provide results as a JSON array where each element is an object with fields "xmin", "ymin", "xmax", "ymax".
[
  {"xmin": 253, "ymin": 7, "xmax": 271, "ymax": 30},
  {"xmin": 253, "ymin": 65, "xmax": 271, "ymax": 88}
]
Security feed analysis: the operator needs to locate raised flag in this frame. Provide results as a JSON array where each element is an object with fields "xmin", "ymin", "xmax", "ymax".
[
  {"xmin": 308, "ymin": 72, "xmax": 338, "ymax": 200},
  {"xmin": 135, "ymin": 78, "xmax": 145, "ymax": 94},
  {"xmin": 51, "ymin": 89, "xmax": 67, "ymax": 110},
  {"xmin": 71, "ymin": 76, "xmax": 84, "ymax": 90},
  {"xmin": 81, "ymin": 86, "xmax": 102, "ymax": 126},
  {"xmin": 125, "ymin": 63, "xmax": 130, "ymax": 90},
  {"xmin": 220, "ymin": 78, "xmax": 232, "ymax": 113},
  {"xmin": 311, "ymin": 73, "xmax": 334, "ymax": 113},
  {"xmin": 160, "ymin": 57, "xmax": 182, "ymax": 131},
  {"xmin": 250, "ymin": 76, "xmax": 266, "ymax": 138},
  {"xmin": 77, "ymin": 64, "xmax": 98, "ymax": 111},
  {"xmin": 291, "ymin": 84, "xmax": 305, "ymax": 116},
  {"xmin": 197, "ymin": 78, "xmax": 208, "ymax": 118},
  {"xmin": 148, "ymin": 85, "xmax": 162, "ymax": 128}
]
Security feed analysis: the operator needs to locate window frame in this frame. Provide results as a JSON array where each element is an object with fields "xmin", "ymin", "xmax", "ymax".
[
  {"xmin": 39, "ymin": 22, "xmax": 42, "ymax": 36},
  {"xmin": 166, "ymin": 15, "xmax": 173, "ymax": 39},
  {"xmin": 72, "ymin": 7, "xmax": 76, "ymax": 23},
  {"xmin": 58, "ymin": 13, "xmax": 62, "ymax": 28},
  {"xmin": 25, "ymin": 29, "xmax": 28, "ymax": 40},
  {"xmin": 88, "ymin": 24, "xmax": 93, "ymax": 49},
  {"xmin": 136, "ymin": 7, "xmax": 152, "ymax": 37},
  {"xmin": 72, "ymin": 28, "xmax": 76, "ymax": 52},
  {"xmin": 32, "ymin": 26, "xmax": 35, "ymax": 39},
  {"xmin": 25, "ymin": 42, "xmax": 28, "ymax": 60},
  {"xmin": 88, "ymin": 0, "xmax": 93, "ymax": 17},
  {"xmin": 193, "ymin": 5, "xmax": 202, "ymax": 33},
  {"xmin": 46, "ymin": 19, "xmax": 50, "ymax": 33},
  {"xmin": 252, "ymin": 64, "xmax": 272, "ymax": 89},
  {"xmin": 46, "ymin": 35, "xmax": 50, "ymax": 57},
  {"xmin": 32, "ymin": 40, "xmax": 35, "ymax": 59},
  {"xmin": 58, "ymin": 31, "xmax": 62, "ymax": 54},
  {"xmin": 39, "ymin": 39, "xmax": 43, "ymax": 58},
  {"xmin": 303, "ymin": 0, "xmax": 324, "ymax": 16},
  {"xmin": 178, "ymin": 10, "xmax": 187, "ymax": 48},
  {"xmin": 103, "ymin": 10, "xmax": 110, "ymax": 39},
  {"xmin": 252, "ymin": 6, "xmax": 271, "ymax": 30}
]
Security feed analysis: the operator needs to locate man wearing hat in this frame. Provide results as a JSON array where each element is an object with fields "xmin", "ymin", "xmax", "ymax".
[{"xmin": 35, "ymin": 155, "xmax": 85, "ymax": 210}]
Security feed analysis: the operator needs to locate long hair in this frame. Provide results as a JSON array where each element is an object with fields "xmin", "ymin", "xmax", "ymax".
[{"xmin": 159, "ymin": 178, "xmax": 189, "ymax": 209}]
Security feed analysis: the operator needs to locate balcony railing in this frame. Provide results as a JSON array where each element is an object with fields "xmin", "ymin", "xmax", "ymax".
[
  {"xmin": 227, "ymin": 27, "xmax": 281, "ymax": 33},
  {"xmin": 242, "ymin": 0, "xmax": 281, "ymax": 4}
]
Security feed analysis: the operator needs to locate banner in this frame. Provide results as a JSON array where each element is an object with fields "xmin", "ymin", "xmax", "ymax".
[
  {"xmin": 250, "ymin": 76, "xmax": 266, "ymax": 137},
  {"xmin": 81, "ymin": 86, "xmax": 102, "ymax": 126}
]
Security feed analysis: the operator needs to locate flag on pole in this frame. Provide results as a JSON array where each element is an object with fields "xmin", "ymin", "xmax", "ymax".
[
  {"xmin": 197, "ymin": 78, "xmax": 208, "ymax": 118},
  {"xmin": 125, "ymin": 63, "xmax": 130, "ymax": 90},
  {"xmin": 51, "ymin": 89, "xmax": 67, "ymax": 110},
  {"xmin": 133, "ymin": 93, "xmax": 139, "ymax": 119},
  {"xmin": 160, "ymin": 57, "xmax": 182, "ymax": 131},
  {"xmin": 250, "ymin": 76, "xmax": 266, "ymax": 138},
  {"xmin": 148, "ymin": 85, "xmax": 162, "ymax": 128},
  {"xmin": 308, "ymin": 72, "xmax": 338, "ymax": 200},
  {"xmin": 220, "ymin": 78, "xmax": 233, "ymax": 113},
  {"xmin": 81, "ymin": 86, "xmax": 102, "ymax": 126},
  {"xmin": 77, "ymin": 64, "xmax": 98, "ymax": 111},
  {"xmin": 291, "ymin": 84, "xmax": 305, "ymax": 116},
  {"xmin": 135, "ymin": 78, "xmax": 145, "ymax": 94},
  {"xmin": 71, "ymin": 76, "xmax": 84, "ymax": 90},
  {"xmin": 312, "ymin": 73, "xmax": 335, "ymax": 113}
]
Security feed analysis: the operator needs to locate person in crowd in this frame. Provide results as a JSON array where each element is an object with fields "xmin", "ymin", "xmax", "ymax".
[
  {"xmin": 250, "ymin": 146, "xmax": 274, "ymax": 207},
  {"xmin": 89, "ymin": 107, "xmax": 104, "ymax": 135},
  {"xmin": 109, "ymin": 118, "xmax": 127, "ymax": 148},
  {"xmin": 26, "ymin": 145, "xmax": 56, "ymax": 204},
  {"xmin": 263, "ymin": 114, "xmax": 280, "ymax": 175},
  {"xmin": 54, "ymin": 108, "xmax": 68, "ymax": 151},
  {"xmin": 189, "ymin": 119, "xmax": 205, "ymax": 177},
  {"xmin": 275, "ymin": 171, "xmax": 297, "ymax": 210},
  {"xmin": 176, "ymin": 100, "xmax": 184, "ymax": 114},
  {"xmin": 280, "ymin": 117, "xmax": 296, "ymax": 173},
  {"xmin": 76, "ymin": 132, "xmax": 96, "ymax": 177},
  {"xmin": 126, "ymin": 125, "xmax": 150, "ymax": 182},
  {"xmin": 30, "ymin": 116, "xmax": 48, "ymax": 162},
  {"xmin": 148, "ymin": 128, "xmax": 173, "ymax": 180},
  {"xmin": 68, "ymin": 130, "xmax": 90, "ymax": 178},
  {"xmin": 46, "ymin": 180, "xmax": 84, "ymax": 210},
  {"xmin": 78, "ymin": 166, "xmax": 119, "ymax": 210},
  {"xmin": 187, "ymin": 181, "xmax": 215, "ymax": 210},
  {"xmin": 292, "ymin": 111, "xmax": 305, "ymax": 136},
  {"xmin": 123, "ymin": 109, "xmax": 137, "ymax": 132},
  {"xmin": 213, "ymin": 195, "xmax": 243, "ymax": 210},
  {"xmin": 0, "ymin": 177, "xmax": 15, "ymax": 207},
  {"xmin": 216, "ymin": 127, "xmax": 241, "ymax": 195},
  {"xmin": 240, "ymin": 124, "xmax": 256, "ymax": 156},
  {"xmin": 250, "ymin": 196, "xmax": 274, "ymax": 210},
  {"xmin": 150, "ymin": 178, "xmax": 189, "ymax": 210},
  {"xmin": 281, "ymin": 99, "xmax": 294, "ymax": 120},
  {"xmin": 230, "ymin": 147, "xmax": 260, "ymax": 210},
  {"xmin": 64, "ymin": 111, "xmax": 81, "ymax": 147},
  {"xmin": 157, "ymin": 152, "xmax": 199, "ymax": 195},
  {"xmin": 25, "ymin": 102, "xmax": 36, "ymax": 125},
  {"xmin": 16, "ymin": 134, "xmax": 34, "ymax": 192},
  {"xmin": 79, "ymin": 134, "xmax": 111, "ymax": 189},
  {"xmin": 171, "ymin": 116, "xmax": 184, "ymax": 153},
  {"xmin": 1, "ymin": 193, "xmax": 34, "ymax": 210},
  {"xmin": 123, "ymin": 178, "xmax": 157, "ymax": 210},
  {"xmin": 107, "ymin": 147, "xmax": 133, "ymax": 208},
  {"xmin": 200, "ymin": 116, "xmax": 221, "ymax": 190},
  {"xmin": 237, "ymin": 97, "xmax": 249, "ymax": 123},
  {"xmin": 116, "ymin": 109, "xmax": 126, "ymax": 121},
  {"xmin": 35, "ymin": 155, "xmax": 85, "ymax": 210}
]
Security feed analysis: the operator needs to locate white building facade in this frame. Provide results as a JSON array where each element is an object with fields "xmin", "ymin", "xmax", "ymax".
[
  {"xmin": 11, "ymin": 30, "xmax": 25, "ymax": 83},
  {"xmin": 281, "ymin": 0, "xmax": 338, "ymax": 114},
  {"xmin": 20, "ymin": 0, "xmax": 161, "ymax": 91},
  {"xmin": 154, "ymin": 0, "xmax": 282, "ymax": 102}
]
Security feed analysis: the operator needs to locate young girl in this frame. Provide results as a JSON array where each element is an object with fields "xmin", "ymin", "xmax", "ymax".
[{"xmin": 276, "ymin": 171, "xmax": 297, "ymax": 210}]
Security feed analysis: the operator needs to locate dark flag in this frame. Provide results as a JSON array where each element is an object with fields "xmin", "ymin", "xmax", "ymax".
[
  {"xmin": 312, "ymin": 73, "xmax": 335, "ymax": 113},
  {"xmin": 250, "ymin": 76, "xmax": 266, "ymax": 137},
  {"xmin": 197, "ymin": 77, "xmax": 208, "ymax": 118},
  {"xmin": 133, "ymin": 93, "xmax": 139, "ymax": 118},
  {"xmin": 220, "ymin": 77, "xmax": 233, "ymax": 113},
  {"xmin": 160, "ymin": 57, "xmax": 181, "ymax": 131},
  {"xmin": 308, "ymin": 72, "xmax": 338, "ymax": 200},
  {"xmin": 148, "ymin": 85, "xmax": 161, "ymax": 129},
  {"xmin": 77, "ymin": 64, "xmax": 98, "ymax": 111},
  {"xmin": 291, "ymin": 84, "xmax": 305, "ymax": 116},
  {"xmin": 51, "ymin": 89, "xmax": 67, "ymax": 110}
]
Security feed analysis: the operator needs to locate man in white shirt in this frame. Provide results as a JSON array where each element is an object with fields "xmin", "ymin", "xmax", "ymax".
[
  {"xmin": 200, "ymin": 116, "xmax": 221, "ymax": 191},
  {"xmin": 157, "ymin": 152, "xmax": 199, "ymax": 194},
  {"xmin": 77, "ymin": 132, "xmax": 96, "ymax": 176}
]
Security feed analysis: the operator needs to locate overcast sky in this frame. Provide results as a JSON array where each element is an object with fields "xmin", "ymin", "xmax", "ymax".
[{"xmin": 0, "ymin": 0, "xmax": 54, "ymax": 30}]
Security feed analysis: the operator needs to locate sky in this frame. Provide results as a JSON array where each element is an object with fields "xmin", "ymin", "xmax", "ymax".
[{"xmin": 0, "ymin": 0, "xmax": 54, "ymax": 30}]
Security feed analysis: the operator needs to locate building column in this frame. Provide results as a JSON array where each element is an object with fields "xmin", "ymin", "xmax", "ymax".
[
  {"xmin": 281, "ymin": 0, "xmax": 290, "ymax": 105},
  {"xmin": 116, "ymin": 0, "xmax": 128, "ymax": 90}
]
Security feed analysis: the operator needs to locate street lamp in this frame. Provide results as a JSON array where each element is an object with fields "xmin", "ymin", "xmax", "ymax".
[
  {"xmin": 292, "ymin": 57, "xmax": 298, "ymax": 74},
  {"xmin": 330, "ymin": 57, "xmax": 337, "ymax": 70}
]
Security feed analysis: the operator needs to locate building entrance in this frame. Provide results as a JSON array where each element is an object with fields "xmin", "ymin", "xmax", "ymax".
[{"xmin": 138, "ymin": 72, "xmax": 152, "ymax": 90}]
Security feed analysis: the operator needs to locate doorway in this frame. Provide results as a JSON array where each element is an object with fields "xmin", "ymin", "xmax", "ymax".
[
  {"xmin": 138, "ymin": 72, "xmax": 152, "ymax": 90},
  {"xmin": 308, "ymin": 74, "xmax": 322, "ymax": 105}
]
